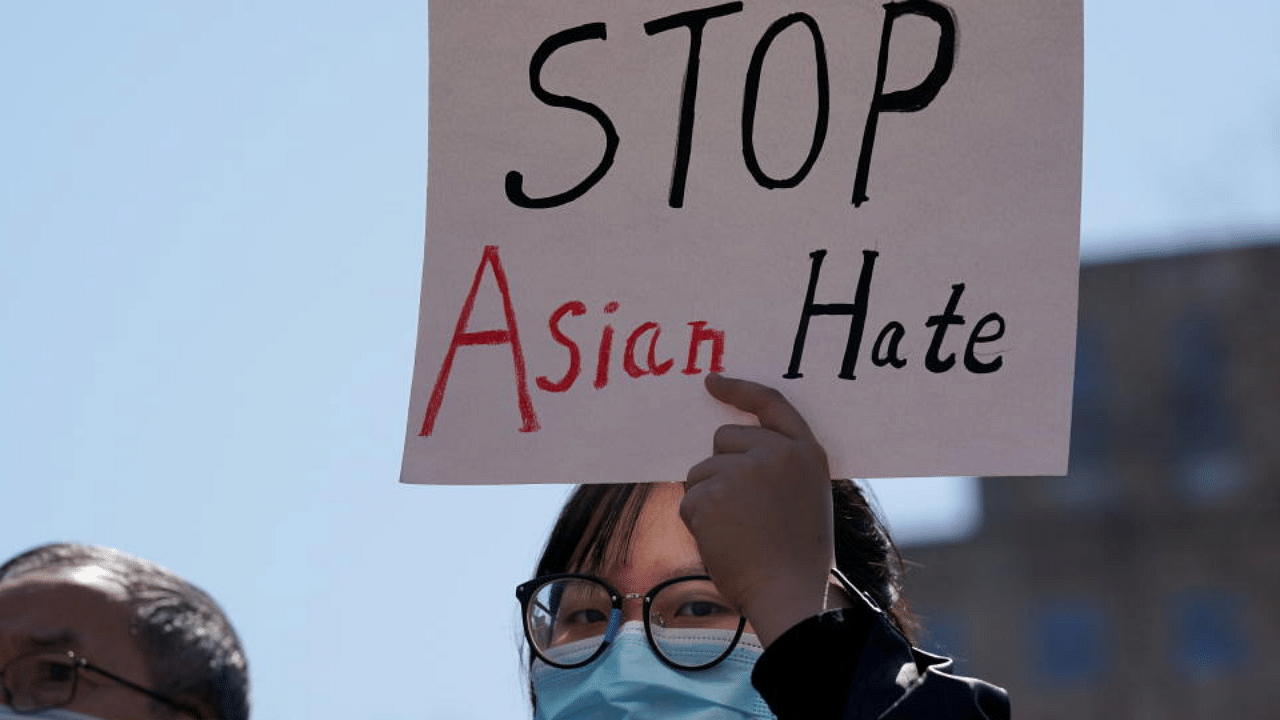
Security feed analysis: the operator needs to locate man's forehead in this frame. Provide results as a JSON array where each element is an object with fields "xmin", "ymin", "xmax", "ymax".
[
  {"xmin": 0, "ymin": 565, "xmax": 133, "ymax": 642},
  {"xmin": 0, "ymin": 564, "xmax": 130, "ymax": 601},
  {"xmin": 0, "ymin": 567, "xmax": 141, "ymax": 670}
]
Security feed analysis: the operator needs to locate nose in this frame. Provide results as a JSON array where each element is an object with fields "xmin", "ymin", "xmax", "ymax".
[{"xmin": 619, "ymin": 592, "xmax": 645, "ymax": 623}]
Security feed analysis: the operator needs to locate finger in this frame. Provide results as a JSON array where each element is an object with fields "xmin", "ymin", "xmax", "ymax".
[
  {"xmin": 685, "ymin": 452, "xmax": 748, "ymax": 489},
  {"xmin": 705, "ymin": 373, "xmax": 814, "ymax": 440},
  {"xmin": 713, "ymin": 423, "xmax": 785, "ymax": 455}
]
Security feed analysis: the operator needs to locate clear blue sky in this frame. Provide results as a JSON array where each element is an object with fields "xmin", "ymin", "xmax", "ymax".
[{"xmin": 2, "ymin": 2, "xmax": 1278, "ymax": 719}]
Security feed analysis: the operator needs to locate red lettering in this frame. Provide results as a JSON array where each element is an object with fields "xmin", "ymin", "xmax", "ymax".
[
  {"xmin": 623, "ymin": 322, "xmax": 674, "ymax": 378},
  {"xmin": 536, "ymin": 301, "xmax": 587, "ymax": 392},
  {"xmin": 420, "ymin": 245, "xmax": 540, "ymax": 436},
  {"xmin": 593, "ymin": 302, "xmax": 620, "ymax": 389},
  {"xmin": 682, "ymin": 321, "xmax": 726, "ymax": 375}
]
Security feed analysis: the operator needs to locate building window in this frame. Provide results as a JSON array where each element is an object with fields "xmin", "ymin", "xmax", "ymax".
[
  {"xmin": 1169, "ymin": 312, "xmax": 1243, "ymax": 501},
  {"xmin": 1029, "ymin": 600, "xmax": 1106, "ymax": 685},
  {"xmin": 1057, "ymin": 326, "xmax": 1117, "ymax": 507},
  {"xmin": 1170, "ymin": 591, "xmax": 1244, "ymax": 677}
]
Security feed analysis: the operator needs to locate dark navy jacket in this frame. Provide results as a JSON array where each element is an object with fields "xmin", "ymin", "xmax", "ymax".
[{"xmin": 753, "ymin": 607, "xmax": 1009, "ymax": 719}]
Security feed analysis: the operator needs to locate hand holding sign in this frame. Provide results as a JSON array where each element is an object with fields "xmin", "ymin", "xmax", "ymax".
[{"xmin": 682, "ymin": 373, "xmax": 838, "ymax": 647}]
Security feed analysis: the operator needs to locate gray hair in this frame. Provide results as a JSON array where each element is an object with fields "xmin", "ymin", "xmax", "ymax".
[{"xmin": 0, "ymin": 542, "xmax": 250, "ymax": 720}]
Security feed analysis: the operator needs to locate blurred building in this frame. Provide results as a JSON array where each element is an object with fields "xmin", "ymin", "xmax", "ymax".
[{"xmin": 902, "ymin": 238, "xmax": 1280, "ymax": 720}]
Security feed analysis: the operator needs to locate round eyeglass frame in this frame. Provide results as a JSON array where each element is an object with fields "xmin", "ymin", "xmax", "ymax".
[
  {"xmin": 0, "ymin": 649, "xmax": 203, "ymax": 718},
  {"xmin": 516, "ymin": 572, "xmax": 749, "ymax": 671}
]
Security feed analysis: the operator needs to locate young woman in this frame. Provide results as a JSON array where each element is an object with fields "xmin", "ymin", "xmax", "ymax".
[{"xmin": 517, "ymin": 374, "xmax": 1008, "ymax": 719}]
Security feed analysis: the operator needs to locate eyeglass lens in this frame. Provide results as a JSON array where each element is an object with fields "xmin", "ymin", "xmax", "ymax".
[
  {"xmin": 524, "ymin": 576, "xmax": 744, "ymax": 670},
  {"xmin": 646, "ymin": 577, "xmax": 742, "ymax": 668},
  {"xmin": 2, "ymin": 652, "xmax": 78, "ymax": 711}
]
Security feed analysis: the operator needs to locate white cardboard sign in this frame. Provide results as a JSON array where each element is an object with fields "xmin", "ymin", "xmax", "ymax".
[{"xmin": 403, "ymin": 0, "xmax": 1081, "ymax": 485}]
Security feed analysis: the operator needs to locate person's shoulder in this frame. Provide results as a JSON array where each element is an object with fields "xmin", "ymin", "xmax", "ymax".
[
  {"xmin": 881, "ymin": 647, "xmax": 1010, "ymax": 720},
  {"xmin": 753, "ymin": 609, "xmax": 1009, "ymax": 720}
]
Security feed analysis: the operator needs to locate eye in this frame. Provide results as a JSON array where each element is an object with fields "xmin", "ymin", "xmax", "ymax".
[
  {"xmin": 45, "ymin": 661, "xmax": 74, "ymax": 682},
  {"xmin": 675, "ymin": 600, "xmax": 733, "ymax": 618},
  {"xmin": 551, "ymin": 582, "xmax": 612, "ymax": 628},
  {"xmin": 549, "ymin": 604, "xmax": 612, "ymax": 646},
  {"xmin": 26, "ymin": 657, "xmax": 76, "ymax": 688},
  {"xmin": 651, "ymin": 578, "xmax": 742, "ymax": 630},
  {"xmin": 563, "ymin": 608, "xmax": 610, "ymax": 625}
]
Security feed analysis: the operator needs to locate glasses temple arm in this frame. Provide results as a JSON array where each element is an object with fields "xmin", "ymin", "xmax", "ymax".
[
  {"xmin": 77, "ymin": 660, "xmax": 204, "ymax": 719},
  {"xmin": 829, "ymin": 567, "xmax": 885, "ymax": 616}
]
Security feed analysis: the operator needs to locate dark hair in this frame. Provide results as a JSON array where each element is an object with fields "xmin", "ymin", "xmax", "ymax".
[
  {"xmin": 534, "ymin": 481, "xmax": 916, "ymax": 638},
  {"xmin": 526, "ymin": 481, "xmax": 917, "ymax": 711},
  {"xmin": 0, "ymin": 542, "xmax": 250, "ymax": 720}
]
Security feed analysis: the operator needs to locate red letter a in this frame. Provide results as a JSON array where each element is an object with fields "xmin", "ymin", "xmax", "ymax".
[{"xmin": 420, "ymin": 246, "xmax": 541, "ymax": 436}]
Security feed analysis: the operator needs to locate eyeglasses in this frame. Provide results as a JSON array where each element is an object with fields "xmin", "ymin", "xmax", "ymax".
[
  {"xmin": 517, "ymin": 573, "xmax": 749, "ymax": 671},
  {"xmin": 0, "ymin": 650, "xmax": 202, "ymax": 718}
]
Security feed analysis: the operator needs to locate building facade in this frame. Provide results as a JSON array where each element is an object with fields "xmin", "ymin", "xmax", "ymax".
[{"xmin": 901, "ymin": 240, "xmax": 1280, "ymax": 719}]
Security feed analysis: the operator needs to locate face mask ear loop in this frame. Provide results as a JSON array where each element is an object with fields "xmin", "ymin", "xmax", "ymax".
[{"xmin": 604, "ymin": 607, "xmax": 623, "ymax": 646}]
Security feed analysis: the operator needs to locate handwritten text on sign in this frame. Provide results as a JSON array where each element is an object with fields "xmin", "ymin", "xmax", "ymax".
[{"xmin": 403, "ymin": 0, "xmax": 1082, "ymax": 484}]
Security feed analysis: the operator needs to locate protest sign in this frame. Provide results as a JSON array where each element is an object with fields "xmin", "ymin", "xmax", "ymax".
[{"xmin": 402, "ymin": 0, "xmax": 1082, "ymax": 484}]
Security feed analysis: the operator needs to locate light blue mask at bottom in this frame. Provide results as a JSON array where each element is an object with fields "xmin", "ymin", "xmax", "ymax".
[
  {"xmin": 0, "ymin": 706, "xmax": 109, "ymax": 720},
  {"xmin": 531, "ymin": 622, "xmax": 776, "ymax": 720}
]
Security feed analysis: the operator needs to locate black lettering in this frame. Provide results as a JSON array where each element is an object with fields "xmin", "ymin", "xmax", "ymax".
[
  {"xmin": 645, "ymin": 2, "xmax": 745, "ymax": 208},
  {"xmin": 924, "ymin": 282, "xmax": 966, "ymax": 373},
  {"xmin": 742, "ymin": 13, "xmax": 829, "ymax": 189},
  {"xmin": 964, "ymin": 312, "xmax": 1005, "ymax": 373},
  {"xmin": 784, "ymin": 249, "xmax": 878, "ymax": 380},
  {"xmin": 853, "ymin": 0, "xmax": 957, "ymax": 206},
  {"xmin": 871, "ymin": 321, "xmax": 908, "ymax": 368},
  {"xmin": 505, "ymin": 23, "xmax": 619, "ymax": 209}
]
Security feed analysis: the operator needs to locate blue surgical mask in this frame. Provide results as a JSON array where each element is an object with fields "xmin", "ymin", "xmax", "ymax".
[
  {"xmin": 531, "ymin": 622, "xmax": 776, "ymax": 720},
  {"xmin": 0, "ymin": 706, "xmax": 109, "ymax": 720}
]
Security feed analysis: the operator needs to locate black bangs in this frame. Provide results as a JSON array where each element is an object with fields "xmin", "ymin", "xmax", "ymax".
[
  {"xmin": 529, "ymin": 479, "xmax": 918, "ymax": 643},
  {"xmin": 535, "ymin": 483, "xmax": 659, "ymax": 577}
]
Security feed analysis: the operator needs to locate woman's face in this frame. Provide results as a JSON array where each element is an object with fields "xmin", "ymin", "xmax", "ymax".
[
  {"xmin": 595, "ymin": 484, "xmax": 701, "ymax": 620},
  {"xmin": 529, "ymin": 485, "xmax": 775, "ymax": 720},
  {"xmin": 587, "ymin": 483, "xmax": 748, "ymax": 633}
]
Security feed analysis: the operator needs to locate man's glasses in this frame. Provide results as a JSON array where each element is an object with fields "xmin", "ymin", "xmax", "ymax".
[
  {"xmin": 0, "ymin": 650, "xmax": 202, "ymax": 718},
  {"xmin": 516, "ymin": 573, "xmax": 749, "ymax": 671}
]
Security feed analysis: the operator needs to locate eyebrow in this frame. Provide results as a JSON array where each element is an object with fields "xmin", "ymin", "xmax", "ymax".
[
  {"xmin": 28, "ymin": 631, "xmax": 78, "ymax": 648},
  {"xmin": 667, "ymin": 563, "xmax": 710, "ymax": 580}
]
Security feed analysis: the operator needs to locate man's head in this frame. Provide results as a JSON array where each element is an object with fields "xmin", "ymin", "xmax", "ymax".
[{"xmin": 0, "ymin": 543, "xmax": 249, "ymax": 720}]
